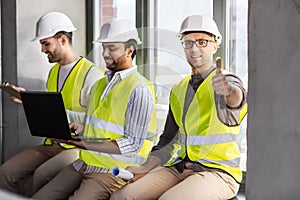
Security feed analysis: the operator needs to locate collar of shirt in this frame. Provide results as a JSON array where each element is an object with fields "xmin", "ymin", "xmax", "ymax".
[
  {"xmin": 101, "ymin": 66, "xmax": 138, "ymax": 100},
  {"xmin": 191, "ymin": 65, "xmax": 215, "ymax": 78},
  {"xmin": 58, "ymin": 58, "xmax": 81, "ymax": 91},
  {"xmin": 190, "ymin": 65, "xmax": 215, "ymax": 91},
  {"xmin": 105, "ymin": 65, "xmax": 138, "ymax": 84}
]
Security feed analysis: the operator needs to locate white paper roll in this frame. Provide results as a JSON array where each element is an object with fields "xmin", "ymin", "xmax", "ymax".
[{"xmin": 112, "ymin": 166, "xmax": 134, "ymax": 180}]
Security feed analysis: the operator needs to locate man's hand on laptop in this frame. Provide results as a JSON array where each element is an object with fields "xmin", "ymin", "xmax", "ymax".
[
  {"xmin": 69, "ymin": 123, "xmax": 84, "ymax": 134},
  {"xmin": 50, "ymin": 123, "xmax": 86, "ymax": 148}
]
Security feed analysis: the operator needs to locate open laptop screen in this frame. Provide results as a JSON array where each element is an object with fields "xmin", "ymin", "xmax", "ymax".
[
  {"xmin": 20, "ymin": 91, "xmax": 110, "ymax": 141},
  {"xmin": 20, "ymin": 91, "xmax": 75, "ymax": 140}
]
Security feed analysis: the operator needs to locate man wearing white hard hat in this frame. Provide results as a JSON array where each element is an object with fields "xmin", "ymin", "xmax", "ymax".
[
  {"xmin": 111, "ymin": 15, "xmax": 247, "ymax": 200},
  {"xmin": 32, "ymin": 18, "xmax": 157, "ymax": 200},
  {"xmin": 0, "ymin": 12, "xmax": 103, "ymax": 196}
]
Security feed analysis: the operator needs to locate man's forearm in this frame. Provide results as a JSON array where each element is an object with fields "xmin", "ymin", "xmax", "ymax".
[
  {"xmin": 142, "ymin": 155, "xmax": 162, "ymax": 171},
  {"xmin": 225, "ymin": 83, "xmax": 244, "ymax": 108},
  {"xmin": 83, "ymin": 140, "xmax": 121, "ymax": 154}
]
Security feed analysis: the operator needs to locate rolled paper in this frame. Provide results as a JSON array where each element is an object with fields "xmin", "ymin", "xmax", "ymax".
[{"xmin": 112, "ymin": 166, "xmax": 134, "ymax": 180}]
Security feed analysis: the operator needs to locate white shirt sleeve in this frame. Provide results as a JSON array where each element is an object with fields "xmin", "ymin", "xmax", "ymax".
[
  {"xmin": 66, "ymin": 109, "xmax": 86, "ymax": 123},
  {"xmin": 67, "ymin": 67, "xmax": 104, "ymax": 123},
  {"xmin": 80, "ymin": 67, "xmax": 104, "ymax": 107}
]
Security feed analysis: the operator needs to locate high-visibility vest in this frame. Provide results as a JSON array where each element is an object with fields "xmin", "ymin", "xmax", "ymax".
[
  {"xmin": 167, "ymin": 69, "xmax": 247, "ymax": 182},
  {"xmin": 47, "ymin": 57, "xmax": 99, "ymax": 112},
  {"xmin": 80, "ymin": 72, "xmax": 157, "ymax": 170},
  {"xmin": 45, "ymin": 58, "xmax": 102, "ymax": 147}
]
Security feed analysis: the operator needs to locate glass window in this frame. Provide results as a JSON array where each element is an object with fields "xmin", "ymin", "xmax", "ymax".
[
  {"xmin": 227, "ymin": 0, "xmax": 248, "ymax": 171},
  {"xmin": 228, "ymin": 0, "xmax": 248, "ymax": 82},
  {"xmin": 148, "ymin": 0, "xmax": 213, "ymax": 88},
  {"xmin": 144, "ymin": 0, "xmax": 214, "ymax": 137},
  {"xmin": 89, "ymin": 0, "xmax": 136, "ymax": 70}
]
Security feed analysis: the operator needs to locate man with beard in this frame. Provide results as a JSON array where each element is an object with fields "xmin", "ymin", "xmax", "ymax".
[
  {"xmin": 0, "ymin": 12, "xmax": 103, "ymax": 197},
  {"xmin": 31, "ymin": 18, "xmax": 157, "ymax": 200},
  {"xmin": 111, "ymin": 15, "xmax": 247, "ymax": 200}
]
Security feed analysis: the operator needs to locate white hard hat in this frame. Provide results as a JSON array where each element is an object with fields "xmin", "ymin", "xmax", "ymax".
[
  {"xmin": 32, "ymin": 12, "xmax": 77, "ymax": 41},
  {"xmin": 94, "ymin": 18, "xmax": 142, "ymax": 44},
  {"xmin": 178, "ymin": 15, "xmax": 222, "ymax": 45}
]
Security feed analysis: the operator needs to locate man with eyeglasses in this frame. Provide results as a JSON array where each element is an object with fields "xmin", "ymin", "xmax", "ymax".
[{"xmin": 111, "ymin": 15, "xmax": 247, "ymax": 200}]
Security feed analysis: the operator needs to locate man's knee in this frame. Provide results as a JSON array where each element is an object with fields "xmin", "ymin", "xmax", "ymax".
[
  {"xmin": 0, "ymin": 163, "xmax": 14, "ymax": 184},
  {"xmin": 110, "ymin": 192, "xmax": 123, "ymax": 200},
  {"xmin": 0, "ymin": 164, "xmax": 20, "ymax": 193},
  {"xmin": 110, "ymin": 187, "xmax": 136, "ymax": 200}
]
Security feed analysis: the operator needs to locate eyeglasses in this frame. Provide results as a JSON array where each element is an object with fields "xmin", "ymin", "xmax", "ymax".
[{"xmin": 181, "ymin": 39, "xmax": 215, "ymax": 49}]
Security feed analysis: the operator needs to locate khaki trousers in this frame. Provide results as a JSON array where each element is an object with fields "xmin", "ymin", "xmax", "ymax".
[
  {"xmin": 32, "ymin": 163, "xmax": 126, "ymax": 200},
  {"xmin": 110, "ymin": 166, "xmax": 239, "ymax": 200},
  {"xmin": 0, "ymin": 143, "xmax": 65, "ymax": 196}
]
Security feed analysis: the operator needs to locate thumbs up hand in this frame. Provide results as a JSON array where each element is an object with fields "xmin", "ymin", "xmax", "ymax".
[{"xmin": 212, "ymin": 57, "xmax": 232, "ymax": 96}]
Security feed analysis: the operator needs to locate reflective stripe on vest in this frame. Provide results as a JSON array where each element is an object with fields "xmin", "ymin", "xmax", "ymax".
[
  {"xmin": 167, "ymin": 69, "xmax": 247, "ymax": 182},
  {"xmin": 198, "ymin": 157, "xmax": 240, "ymax": 168},
  {"xmin": 80, "ymin": 72, "xmax": 157, "ymax": 170},
  {"xmin": 85, "ymin": 115, "xmax": 156, "ymax": 141},
  {"xmin": 83, "ymin": 150, "xmax": 147, "ymax": 166},
  {"xmin": 85, "ymin": 116, "xmax": 124, "ymax": 136},
  {"xmin": 180, "ymin": 133, "xmax": 236, "ymax": 145},
  {"xmin": 85, "ymin": 114, "xmax": 156, "ymax": 158}
]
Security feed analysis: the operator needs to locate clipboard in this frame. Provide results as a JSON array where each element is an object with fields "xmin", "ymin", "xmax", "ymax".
[{"xmin": 0, "ymin": 82, "xmax": 21, "ymax": 99}]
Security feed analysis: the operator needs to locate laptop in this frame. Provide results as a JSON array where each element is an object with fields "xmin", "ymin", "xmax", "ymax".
[{"xmin": 20, "ymin": 91, "xmax": 109, "ymax": 141}]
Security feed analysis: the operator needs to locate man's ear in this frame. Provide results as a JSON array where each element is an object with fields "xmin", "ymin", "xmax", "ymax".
[
  {"xmin": 126, "ymin": 45, "xmax": 134, "ymax": 57},
  {"xmin": 60, "ymin": 34, "xmax": 68, "ymax": 45},
  {"xmin": 212, "ymin": 43, "xmax": 218, "ymax": 54}
]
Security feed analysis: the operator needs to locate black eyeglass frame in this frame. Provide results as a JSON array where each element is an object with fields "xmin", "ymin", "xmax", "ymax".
[{"xmin": 181, "ymin": 39, "xmax": 216, "ymax": 49}]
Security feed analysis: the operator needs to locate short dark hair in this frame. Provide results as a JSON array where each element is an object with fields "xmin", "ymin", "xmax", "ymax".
[
  {"xmin": 124, "ymin": 39, "xmax": 138, "ymax": 59},
  {"xmin": 54, "ymin": 31, "xmax": 73, "ymax": 44}
]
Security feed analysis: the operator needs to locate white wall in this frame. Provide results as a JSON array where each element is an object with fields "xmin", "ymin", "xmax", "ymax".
[
  {"xmin": 15, "ymin": 0, "xmax": 86, "ymax": 153},
  {"xmin": 17, "ymin": 0, "xmax": 86, "ymax": 90},
  {"xmin": 247, "ymin": 0, "xmax": 300, "ymax": 199}
]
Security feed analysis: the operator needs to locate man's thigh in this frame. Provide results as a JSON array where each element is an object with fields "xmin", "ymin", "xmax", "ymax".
[
  {"xmin": 0, "ymin": 144, "xmax": 64, "ymax": 194},
  {"xmin": 1, "ymin": 144, "xmax": 63, "ymax": 175},
  {"xmin": 70, "ymin": 173, "xmax": 126, "ymax": 200},
  {"xmin": 111, "ymin": 167, "xmax": 181, "ymax": 200},
  {"xmin": 159, "ymin": 171, "xmax": 239, "ymax": 200},
  {"xmin": 32, "ymin": 164, "xmax": 83, "ymax": 200}
]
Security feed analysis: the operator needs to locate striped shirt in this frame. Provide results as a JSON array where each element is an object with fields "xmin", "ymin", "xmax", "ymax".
[{"xmin": 73, "ymin": 66, "xmax": 154, "ymax": 173}]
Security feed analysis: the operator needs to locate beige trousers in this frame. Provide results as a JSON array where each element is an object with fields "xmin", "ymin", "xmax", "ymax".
[
  {"xmin": 32, "ymin": 163, "xmax": 126, "ymax": 200},
  {"xmin": 110, "ymin": 166, "xmax": 239, "ymax": 200},
  {"xmin": 0, "ymin": 143, "xmax": 65, "ymax": 196}
]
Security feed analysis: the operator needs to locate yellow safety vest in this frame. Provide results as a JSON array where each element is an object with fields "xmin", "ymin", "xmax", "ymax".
[
  {"xmin": 167, "ymin": 69, "xmax": 247, "ymax": 182},
  {"xmin": 80, "ymin": 72, "xmax": 157, "ymax": 170},
  {"xmin": 47, "ymin": 57, "xmax": 99, "ymax": 112},
  {"xmin": 45, "ymin": 57, "xmax": 102, "ymax": 147}
]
